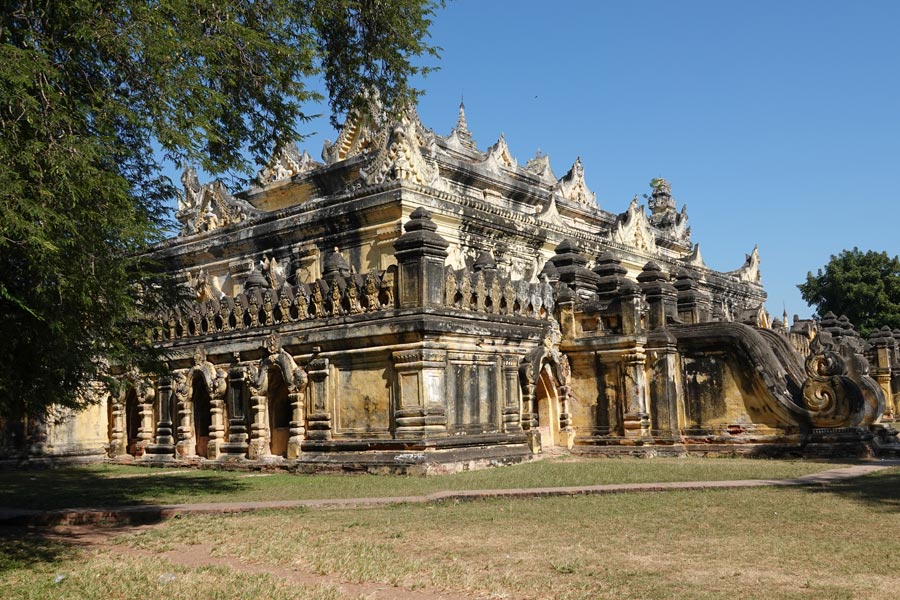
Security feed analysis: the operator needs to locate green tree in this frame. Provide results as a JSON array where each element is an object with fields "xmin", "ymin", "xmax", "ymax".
[
  {"xmin": 798, "ymin": 248, "xmax": 900, "ymax": 337},
  {"xmin": 0, "ymin": 0, "xmax": 443, "ymax": 422}
]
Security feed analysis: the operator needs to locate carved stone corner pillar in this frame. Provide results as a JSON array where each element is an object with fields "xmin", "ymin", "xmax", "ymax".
[
  {"xmin": 622, "ymin": 347, "xmax": 651, "ymax": 441},
  {"xmin": 645, "ymin": 336, "xmax": 683, "ymax": 443},
  {"xmin": 144, "ymin": 376, "xmax": 176, "ymax": 458},
  {"xmin": 392, "ymin": 207, "xmax": 449, "ymax": 309},
  {"xmin": 306, "ymin": 357, "xmax": 332, "ymax": 441},
  {"xmin": 287, "ymin": 368, "xmax": 308, "ymax": 459},
  {"xmin": 220, "ymin": 365, "xmax": 250, "ymax": 459},
  {"xmin": 393, "ymin": 348, "xmax": 448, "ymax": 438},
  {"xmin": 502, "ymin": 355, "xmax": 523, "ymax": 433}
]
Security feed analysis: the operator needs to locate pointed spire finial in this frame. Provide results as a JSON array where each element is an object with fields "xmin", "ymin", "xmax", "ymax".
[{"xmin": 452, "ymin": 95, "xmax": 475, "ymax": 149}]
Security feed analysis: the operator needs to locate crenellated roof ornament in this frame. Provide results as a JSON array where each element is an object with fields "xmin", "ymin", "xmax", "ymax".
[
  {"xmin": 482, "ymin": 134, "xmax": 517, "ymax": 174},
  {"xmin": 321, "ymin": 90, "xmax": 386, "ymax": 165},
  {"xmin": 525, "ymin": 150, "xmax": 557, "ymax": 186},
  {"xmin": 730, "ymin": 245, "xmax": 761, "ymax": 283},
  {"xmin": 554, "ymin": 156, "xmax": 597, "ymax": 207},
  {"xmin": 257, "ymin": 142, "xmax": 320, "ymax": 185},
  {"xmin": 610, "ymin": 196, "xmax": 657, "ymax": 253},
  {"xmin": 359, "ymin": 110, "xmax": 445, "ymax": 189},
  {"xmin": 647, "ymin": 178, "xmax": 690, "ymax": 244},
  {"xmin": 176, "ymin": 167, "xmax": 261, "ymax": 237}
]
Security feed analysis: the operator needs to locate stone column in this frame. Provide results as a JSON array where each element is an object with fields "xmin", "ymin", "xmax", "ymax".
[
  {"xmin": 392, "ymin": 207, "xmax": 449, "ymax": 309},
  {"xmin": 247, "ymin": 369, "xmax": 269, "ymax": 459},
  {"xmin": 220, "ymin": 365, "xmax": 250, "ymax": 459},
  {"xmin": 207, "ymin": 372, "xmax": 227, "ymax": 459},
  {"xmin": 306, "ymin": 357, "xmax": 332, "ymax": 440},
  {"xmin": 174, "ymin": 370, "xmax": 195, "ymax": 458},
  {"xmin": 144, "ymin": 376, "xmax": 176, "ymax": 458},
  {"xmin": 556, "ymin": 378, "xmax": 575, "ymax": 449},
  {"xmin": 136, "ymin": 385, "xmax": 156, "ymax": 456},
  {"xmin": 108, "ymin": 393, "xmax": 127, "ymax": 457},
  {"xmin": 502, "ymin": 355, "xmax": 522, "ymax": 432}
]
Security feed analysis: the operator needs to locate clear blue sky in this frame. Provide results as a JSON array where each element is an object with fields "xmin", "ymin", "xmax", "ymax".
[{"xmin": 184, "ymin": 0, "xmax": 900, "ymax": 320}]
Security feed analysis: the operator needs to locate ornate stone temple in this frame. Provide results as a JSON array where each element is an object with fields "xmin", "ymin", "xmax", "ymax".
[{"xmin": 7, "ymin": 98, "xmax": 899, "ymax": 468}]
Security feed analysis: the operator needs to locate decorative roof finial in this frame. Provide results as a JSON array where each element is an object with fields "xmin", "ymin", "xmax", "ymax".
[{"xmin": 453, "ymin": 96, "xmax": 475, "ymax": 149}]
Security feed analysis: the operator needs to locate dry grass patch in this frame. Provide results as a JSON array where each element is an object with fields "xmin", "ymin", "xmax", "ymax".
[{"xmin": 115, "ymin": 466, "xmax": 900, "ymax": 599}]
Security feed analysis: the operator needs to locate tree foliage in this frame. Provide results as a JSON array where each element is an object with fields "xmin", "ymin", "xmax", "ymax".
[
  {"xmin": 0, "ymin": 0, "xmax": 443, "ymax": 420},
  {"xmin": 798, "ymin": 248, "xmax": 900, "ymax": 336}
]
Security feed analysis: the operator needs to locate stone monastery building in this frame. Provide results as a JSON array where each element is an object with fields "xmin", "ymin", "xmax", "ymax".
[{"xmin": 13, "ymin": 98, "xmax": 900, "ymax": 469}]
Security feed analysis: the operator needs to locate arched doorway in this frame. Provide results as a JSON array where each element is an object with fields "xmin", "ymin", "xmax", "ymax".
[
  {"xmin": 124, "ymin": 389, "xmax": 141, "ymax": 455},
  {"xmin": 267, "ymin": 367, "xmax": 291, "ymax": 457},
  {"xmin": 535, "ymin": 366, "xmax": 561, "ymax": 447},
  {"xmin": 192, "ymin": 375, "xmax": 212, "ymax": 457}
]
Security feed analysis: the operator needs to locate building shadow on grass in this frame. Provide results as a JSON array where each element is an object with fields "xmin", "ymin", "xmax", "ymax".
[
  {"xmin": 0, "ymin": 466, "xmax": 251, "ymax": 512},
  {"xmin": 801, "ymin": 467, "xmax": 900, "ymax": 513},
  {"xmin": 0, "ymin": 466, "xmax": 256, "ymax": 574}
]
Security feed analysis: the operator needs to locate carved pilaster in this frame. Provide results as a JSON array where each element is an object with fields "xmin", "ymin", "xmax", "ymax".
[
  {"xmin": 392, "ymin": 348, "xmax": 448, "ymax": 438},
  {"xmin": 247, "ymin": 386, "xmax": 268, "ymax": 459},
  {"xmin": 502, "ymin": 355, "xmax": 522, "ymax": 432},
  {"xmin": 220, "ymin": 363, "xmax": 250, "ymax": 459},
  {"xmin": 622, "ymin": 347, "xmax": 650, "ymax": 441},
  {"xmin": 306, "ymin": 357, "xmax": 332, "ymax": 441}
]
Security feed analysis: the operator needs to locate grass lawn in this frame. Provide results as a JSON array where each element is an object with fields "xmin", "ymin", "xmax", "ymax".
[
  {"xmin": 2, "ymin": 465, "xmax": 898, "ymax": 599},
  {"xmin": 0, "ymin": 456, "xmax": 855, "ymax": 510}
]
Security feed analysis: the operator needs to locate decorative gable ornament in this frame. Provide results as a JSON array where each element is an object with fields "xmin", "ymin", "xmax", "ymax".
[
  {"xmin": 610, "ymin": 197, "xmax": 657, "ymax": 253},
  {"xmin": 730, "ymin": 245, "xmax": 761, "ymax": 283},
  {"xmin": 258, "ymin": 143, "xmax": 319, "ymax": 185},
  {"xmin": 482, "ymin": 134, "xmax": 517, "ymax": 175},
  {"xmin": 525, "ymin": 150, "xmax": 557, "ymax": 186},
  {"xmin": 554, "ymin": 156, "xmax": 597, "ymax": 207},
  {"xmin": 322, "ymin": 91, "xmax": 386, "ymax": 165},
  {"xmin": 176, "ymin": 168, "xmax": 261, "ymax": 237},
  {"xmin": 359, "ymin": 110, "xmax": 445, "ymax": 190}
]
